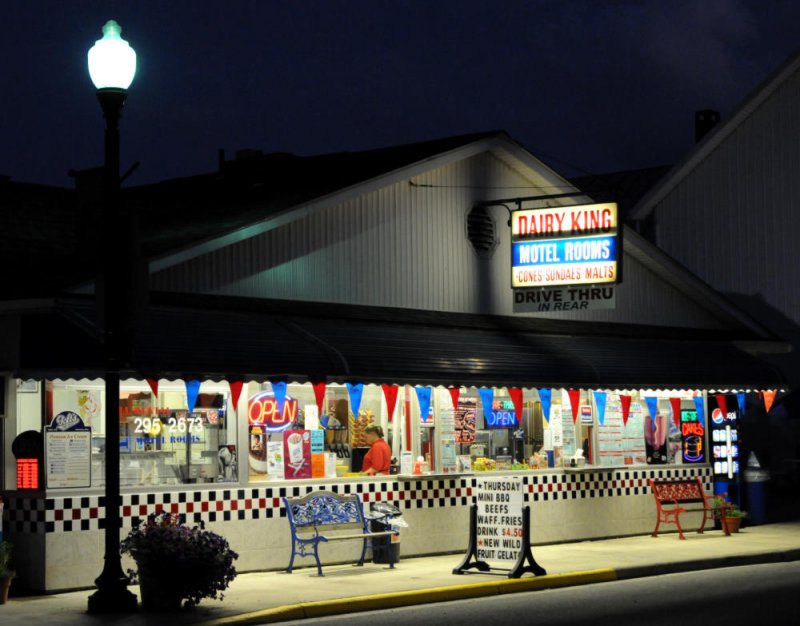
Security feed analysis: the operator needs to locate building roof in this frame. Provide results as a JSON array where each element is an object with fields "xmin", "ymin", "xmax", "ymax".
[
  {"xmin": 569, "ymin": 165, "xmax": 672, "ymax": 220},
  {"xmin": 1, "ymin": 131, "xmax": 514, "ymax": 300},
  {"xmin": 629, "ymin": 49, "xmax": 800, "ymax": 221},
  {"xmin": 11, "ymin": 292, "xmax": 787, "ymax": 390}
]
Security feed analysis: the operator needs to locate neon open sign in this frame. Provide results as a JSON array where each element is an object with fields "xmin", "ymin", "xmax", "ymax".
[
  {"xmin": 248, "ymin": 392, "xmax": 298, "ymax": 432},
  {"xmin": 486, "ymin": 400, "xmax": 518, "ymax": 428}
]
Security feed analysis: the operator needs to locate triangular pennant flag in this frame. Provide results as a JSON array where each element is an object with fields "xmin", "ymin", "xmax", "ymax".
[
  {"xmin": 448, "ymin": 387, "xmax": 461, "ymax": 410},
  {"xmin": 228, "ymin": 380, "xmax": 244, "ymax": 411},
  {"xmin": 346, "ymin": 382, "xmax": 364, "ymax": 416},
  {"xmin": 146, "ymin": 378, "xmax": 159, "ymax": 399},
  {"xmin": 645, "ymin": 397, "xmax": 659, "ymax": 426},
  {"xmin": 381, "ymin": 384, "xmax": 399, "ymax": 423},
  {"xmin": 415, "ymin": 387, "xmax": 432, "ymax": 423},
  {"xmin": 538, "ymin": 388, "xmax": 552, "ymax": 424},
  {"xmin": 693, "ymin": 396, "xmax": 705, "ymax": 425},
  {"xmin": 272, "ymin": 381, "xmax": 287, "ymax": 419},
  {"xmin": 736, "ymin": 392, "xmax": 746, "ymax": 416},
  {"xmin": 312, "ymin": 382, "xmax": 327, "ymax": 417},
  {"xmin": 620, "ymin": 394, "xmax": 632, "ymax": 427},
  {"xmin": 762, "ymin": 390, "xmax": 776, "ymax": 413},
  {"xmin": 185, "ymin": 379, "xmax": 201, "ymax": 414},
  {"xmin": 509, "ymin": 388, "xmax": 524, "ymax": 426},
  {"xmin": 715, "ymin": 394, "xmax": 729, "ymax": 419},
  {"xmin": 479, "ymin": 387, "xmax": 494, "ymax": 424},
  {"xmin": 593, "ymin": 390, "xmax": 607, "ymax": 426},
  {"xmin": 567, "ymin": 389, "xmax": 581, "ymax": 424},
  {"xmin": 669, "ymin": 397, "xmax": 682, "ymax": 430}
]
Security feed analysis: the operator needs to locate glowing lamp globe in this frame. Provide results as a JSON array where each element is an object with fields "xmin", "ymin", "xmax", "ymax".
[{"xmin": 87, "ymin": 20, "xmax": 136, "ymax": 90}]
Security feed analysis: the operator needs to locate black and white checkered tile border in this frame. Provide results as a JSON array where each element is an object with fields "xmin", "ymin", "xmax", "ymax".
[{"xmin": 1, "ymin": 466, "xmax": 712, "ymax": 534}]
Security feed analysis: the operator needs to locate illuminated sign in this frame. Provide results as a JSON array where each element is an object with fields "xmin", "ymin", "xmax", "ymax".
[
  {"xmin": 17, "ymin": 458, "xmax": 39, "ymax": 489},
  {"xmin": 680, "ymin": 409, "xmax": 705, "ymax": 464},
  {"xmin": 511, "ymin": 202, "xmax": 619, "ymax": 289},
  {"xmin": 486, "ymin": 400, "xmax": 518, "ymax": 428},
  {"xmin": 709, "ymin": 396, "xmax": 739, "ymax": 478},
  {"xmin": 248, "ymin": 392, "xmax": 298, "ymax": 432}
]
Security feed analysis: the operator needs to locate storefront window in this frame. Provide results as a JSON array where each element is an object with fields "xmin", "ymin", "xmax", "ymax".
[
  {"xmin": 44, "ymin": 379, "xmax": 235, "ymax": 488},
  {"xmin": 7, "ymin": 378, "xmax": 713, "ymax": 491},
  {"xmin": 246, "ymin": 382, "xmax": 395, "ymax": 482}
]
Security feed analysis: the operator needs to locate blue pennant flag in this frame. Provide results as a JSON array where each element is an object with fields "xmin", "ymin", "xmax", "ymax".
[
  {"xmin": 478, "ymin": 387, "xmax": 494, "ymax": 424},
  {"xmin": 415, "ymin": 387, "xmax": 432, "ymax": 423},
  {"xmin": 693, "ymin": 396, "xmax": 705, "ymax": 424},
  {"xmin": 539, "ymin": 388, "xmax": 552, "ymax": 424},
  {"xmin": 737, "ymin": 392, "xmax": 746, "ymax": 416},
  {"xmin": 593, "ymin": 390, "xmax": 607, "ymax": 426},
  {"xmin": 185, "ymin": 379, "xmax": 201, "ymax": 414},
  {"xmin": 272, "ymin": 380, "xmax": 287, "ymax": 419},
  {"xmin": 346, "ymin": 382, "xmax": 364, "ymax": 417},
  {"xmin": 645, "ymin": 397, "xmax": 659, "ymax": 426}
]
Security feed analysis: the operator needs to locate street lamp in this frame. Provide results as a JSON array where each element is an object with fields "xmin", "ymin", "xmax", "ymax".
[{"xmin": 86, "ymin": 19, "xmax": 139, "ymax": 614}]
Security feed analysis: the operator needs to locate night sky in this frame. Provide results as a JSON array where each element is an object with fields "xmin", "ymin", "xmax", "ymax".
[{"xmin": 3, "ymin": 0, "xmax": 800, "ymax": 188}]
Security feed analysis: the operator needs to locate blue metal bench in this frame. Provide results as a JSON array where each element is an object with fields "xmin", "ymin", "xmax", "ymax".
[{"xmin": 283, "ymin": 490, "xmax": 398, "ymax": 576}]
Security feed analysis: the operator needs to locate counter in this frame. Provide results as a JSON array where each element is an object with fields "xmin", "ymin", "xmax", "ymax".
[{"xmin": 2, "ymin": 464, "xmax": 712, "ymax": 593}]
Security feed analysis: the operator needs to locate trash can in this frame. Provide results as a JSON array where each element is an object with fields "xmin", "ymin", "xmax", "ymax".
[
  {"xmin": 743, "ymin": 452, "xmax": 769, "ymax": 525},
  {"xmin": 368, "ymin": 503, "xmax": 403, "ymax": 564}
]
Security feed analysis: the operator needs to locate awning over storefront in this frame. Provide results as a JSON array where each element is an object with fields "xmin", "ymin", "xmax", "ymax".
[{"xmin": 11, "ymin": 294, "xmax": 788, "ymax": 390}]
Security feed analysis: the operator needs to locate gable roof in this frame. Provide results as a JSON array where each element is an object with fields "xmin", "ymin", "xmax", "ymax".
[
  {"xmin": 629, "ymin": 49, "xmax": 800, "ymax": 221},
  {"xmin": 2, "ymin": 130, "xmax": 552, "ymax": 299}
]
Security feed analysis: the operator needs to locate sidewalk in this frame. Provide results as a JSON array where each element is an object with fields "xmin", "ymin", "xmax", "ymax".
[{"xmin": 2, "ymin": 521, "xmax": 799, "ymax": 625}]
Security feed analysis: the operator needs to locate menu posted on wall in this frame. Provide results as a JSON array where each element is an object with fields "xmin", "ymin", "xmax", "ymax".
[
  {"xmin": 475, "ymin": 476, "xmax": 523, "ymax": 563},
  {"xmin": 45, "ymin": 411, "xmax": 91, "ymax": 489}
]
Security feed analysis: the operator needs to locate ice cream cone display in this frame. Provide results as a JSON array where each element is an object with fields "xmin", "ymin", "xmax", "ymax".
[{"xmin": 350, "ymin": 409, "xmax": 375, "ymax": 447}]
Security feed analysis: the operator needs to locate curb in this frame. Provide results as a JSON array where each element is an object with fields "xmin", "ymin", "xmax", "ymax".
[{"xmin": 199, "ymin": 569, "xmax": 617, "ymax": 626}]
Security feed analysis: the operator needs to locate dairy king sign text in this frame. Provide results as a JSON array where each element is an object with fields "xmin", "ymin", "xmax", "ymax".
[{"xmin": 511, "ymin": 202, "xmax": 620, "ymax": 289}]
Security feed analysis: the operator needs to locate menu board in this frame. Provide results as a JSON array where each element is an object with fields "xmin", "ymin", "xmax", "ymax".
[
  {"xmin": 45, "ymin": 411, "xmax": 91, "ymax": 489},
  {"xmin": 475, "ymin": 476, "xmax": 523, "ymax": 563},
  {"xmin": 438, "ymin": 409, "xmax": 457, "ymax": 473},
  {"xmin": 597, "ymin": 397, "xmax": 647, "ymax": 466},
  {"xmin": 597, "ymin": 396, "xmax": 624, "ymax": 466}
]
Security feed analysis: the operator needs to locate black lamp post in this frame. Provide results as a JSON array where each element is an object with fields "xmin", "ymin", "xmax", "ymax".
[{"xmin": 86, "ymin": 20, "xmax": 139, "ymax": 614}]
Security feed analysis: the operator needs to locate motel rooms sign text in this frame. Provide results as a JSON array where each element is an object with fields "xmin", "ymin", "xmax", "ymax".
[{"xmin": 511, "ymin": 202, "xmax": 620, "ymax": 289}]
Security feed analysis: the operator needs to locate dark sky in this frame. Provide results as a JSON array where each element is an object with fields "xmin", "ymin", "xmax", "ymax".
[{"xmin": 3, "ymin": 0, "xmax": 800, "ymax": 187}]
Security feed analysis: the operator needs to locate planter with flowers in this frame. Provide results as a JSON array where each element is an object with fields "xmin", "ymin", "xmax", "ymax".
[
  {"xmin": 722, "ymin": 506, "xmax": 747, "ymax": 533},
  {"xmin": 0, "ymin": 540, "xmax": 14, "ymax": 605},
  {"xmin": 120, "ymin": 511, "xmax": 238, "ymax": 611}
]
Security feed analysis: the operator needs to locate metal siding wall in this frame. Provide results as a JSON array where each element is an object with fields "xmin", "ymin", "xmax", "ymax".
[
  {"xmin": 651, "ymin": 69, "xmax": 800, "ymax": 324},
  {"xmin": 149, "ymin": 152, "xmax": 726, "ymax": 328}
]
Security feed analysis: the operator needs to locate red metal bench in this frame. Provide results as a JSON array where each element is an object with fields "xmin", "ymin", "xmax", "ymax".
[{"xmin": 649, "ymin": 478, "xmax": 730, "ymax": 540}]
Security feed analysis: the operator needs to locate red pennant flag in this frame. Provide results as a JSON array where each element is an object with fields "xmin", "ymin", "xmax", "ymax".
[
  {"xmin": 312, "ymin": 382, "xmax": 327, "ymax": 416},
  {"xmin": 448, "ymin": 387, "xmax": 460, "ymax": 409},
  {"xmin": 146, "ymin": 378, "xmax": 159, "ymax": 399},
  {"xmin": 228, "ymin": 380, "xmax": 244, "ymax": 411},
  {"xmin": 568, "ymin": 389, "xmax": 581, "ymax": 424},
  {"xmin": 620, "ymin": 394, "xmax": 632, "ymax": 426},
  {"xmin": 762, "ymin": 390, "xmax": 776, "ymax": 413},
  {"xmin": 381, "ymin": 384, "xmax": 399, "ymax": 423},
  {"xmin": 715, "ymin": 394, "xmax": 729, "ymax": 419},
  {"xmin": 509, "ymin": 388, "xmax": 524, "ymax": 424},
  {"xmin": 669, "ymin": 397, "xmax": 682, "ymax": 429}
]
